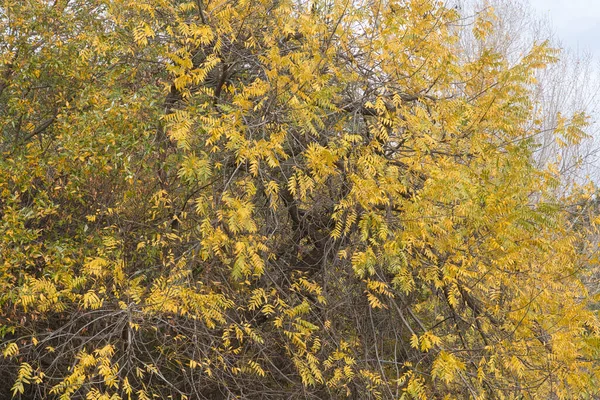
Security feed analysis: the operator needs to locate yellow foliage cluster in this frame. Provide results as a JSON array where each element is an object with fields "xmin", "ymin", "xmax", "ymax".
[{"xmin": 0, "ymin": 0, "xmax": 599, "ymax": 399}]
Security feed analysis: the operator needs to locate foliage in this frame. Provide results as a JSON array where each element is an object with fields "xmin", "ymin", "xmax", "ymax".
[{"xmin": 0, "ymin": 0, "xmax": 599, "ymax": 398}]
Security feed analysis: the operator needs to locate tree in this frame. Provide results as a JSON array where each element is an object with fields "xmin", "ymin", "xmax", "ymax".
[
  {"xmin": 1, "ymin": 0, "xmax": 599, "ymax": 399},
  {"xmin": 457, "ymin": 0, "xmax": 600, "ymax": 187}
]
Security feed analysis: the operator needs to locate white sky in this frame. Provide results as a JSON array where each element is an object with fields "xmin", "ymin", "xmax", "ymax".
[{"xmin": 528, "ymin": 0, "xmax": 600, "ymax": 56}]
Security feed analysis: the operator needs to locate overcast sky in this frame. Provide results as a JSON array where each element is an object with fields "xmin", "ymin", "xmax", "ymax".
[{"xmin": 528, "ymin": 0, "xmax": 600, "ymax": 56}]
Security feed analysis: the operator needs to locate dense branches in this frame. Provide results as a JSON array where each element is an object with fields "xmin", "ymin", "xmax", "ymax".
[{"xmin": 1, "ymin": 0, "xmax": 599, "ymax": 399}]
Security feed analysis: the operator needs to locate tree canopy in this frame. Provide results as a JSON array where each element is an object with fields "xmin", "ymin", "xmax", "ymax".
[{"xmin": 1, "ymin": 0, "xmax": 600, "ymax": 399}]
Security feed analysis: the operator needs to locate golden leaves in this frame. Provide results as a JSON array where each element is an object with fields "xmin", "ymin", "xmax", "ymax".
[
  {"xmin": 1, "ymin": 0, "xmax": 599, "ymax": 398},
  {"xmin": 431, "ymin": 351, "xmax": 466, "ymax": 384},
  {"xmin": 3, "ymin": 342, "xmax": 19, "ymax": 358},
  {"xmin": 133, "ymin": 23, "xmax": 155, "ymax": 46}
]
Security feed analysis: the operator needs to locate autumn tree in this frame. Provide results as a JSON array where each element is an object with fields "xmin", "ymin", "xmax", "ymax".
[
  {"xmin": 457, "ymin": 0, "xmax": 600, "ymax": 186},
  {"xmin": 1, "ymin": 0, "xmax": 599, "ymax": 399}
]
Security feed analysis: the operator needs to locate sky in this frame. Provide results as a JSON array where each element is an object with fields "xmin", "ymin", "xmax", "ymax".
[{"xmin": 528, "ymin": 0, "xmax": 600, "ymax": 57}]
